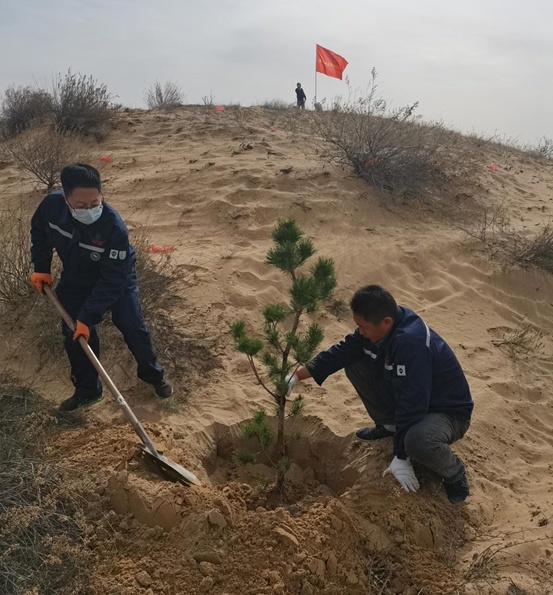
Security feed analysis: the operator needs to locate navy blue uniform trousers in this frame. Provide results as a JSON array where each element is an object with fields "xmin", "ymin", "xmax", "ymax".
[{"xmin": 57, "ymin": 272, "xmax": 164, "ymax": 398}]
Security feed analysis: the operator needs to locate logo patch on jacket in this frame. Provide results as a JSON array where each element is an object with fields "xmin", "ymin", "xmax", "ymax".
[
  {"xmin": 397, "ymin": 365, "xmax": 406, "ymax": 376},
  {"xmin": 90, "ymin": 237, "xmax": 105, "ymax": 246},
  {"xmin": 90, "ymin": 252, "xmax": 101, "ymax": 261},
  {"xmin": 118, "ymin": 251, "xmax": 126, "ymax": 260},
  {"xmin": 109, "ymin": 249, "xmax": 118, "ymax": 259}
]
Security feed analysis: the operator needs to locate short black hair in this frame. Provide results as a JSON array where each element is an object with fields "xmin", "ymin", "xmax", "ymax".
[
  {"xmin": 60, "ymin": 163, "xmax": 102, "ymax": 196},
  {"xmin": 350, "ymin": 285, "xmax": 398, "ymax": 323}
]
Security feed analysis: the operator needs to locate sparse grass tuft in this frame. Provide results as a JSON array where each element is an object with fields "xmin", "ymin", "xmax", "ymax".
[
  {"xmin": 326, "ymin": 297, "xmax": 349, "ymax": 320},
  {"xmin": 0, "ymin": 382, "xmax": 91, "ymax": 594},
  {"xmin": 506, "ymin": 581, "xmax": 529, "ymax": 595},
  {"xmin": 233, "ymin": 451, "xmax": 256, "ymax": 466},
  {"xmin": 260, "ymin": 99, "xmax": 292, "ymax": 111},
  {"xmin": 366, "ymin": 555, "xmax": 395, "ymax": 594}
]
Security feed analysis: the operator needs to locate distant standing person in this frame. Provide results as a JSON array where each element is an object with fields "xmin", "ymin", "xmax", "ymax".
[
  {"xmin": 30, "ymin": 163, "xmax": 173, "ymax": 412},
  {"xmin": 286, "ymin": 285, "xmax": 473, "ymax": 504},
  {"xmin": 295, "ymin": 83, "xmax": 306, "ymax": 109}
]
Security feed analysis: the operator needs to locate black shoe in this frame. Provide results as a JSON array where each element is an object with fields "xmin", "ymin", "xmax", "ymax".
[
  {"xmin": 444, "ymin": 472, "xmax": 470, "ymax": 504},
  {"xmin": 152, "ymin": 378, "xmax": 173, "ymax": 399},
  {"xmin": 354, "ymin": 425, "xmax": 395, "ymax": 442},
  {"xmin": 59, "ymin": 393, "xmax": 103, "ymax": 412}
]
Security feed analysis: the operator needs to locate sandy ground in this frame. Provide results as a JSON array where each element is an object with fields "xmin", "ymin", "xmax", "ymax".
[{"xmin": 1, "ymin": 106, "xmax": 552, "ymax": 594}]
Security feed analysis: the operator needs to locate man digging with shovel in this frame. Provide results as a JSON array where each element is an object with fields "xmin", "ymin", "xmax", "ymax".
[
  {"xmin": 30, "ymin": 163, "xmax": 173, "ymax": 412},
  {"xmin": 286, "ymin": 285, "xmax": 473, "ymax": 504}
]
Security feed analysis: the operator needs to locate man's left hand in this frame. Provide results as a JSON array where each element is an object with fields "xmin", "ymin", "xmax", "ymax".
[
  {"xmin": 73, "ymin": 321, "xmax": 90, "ymax": 343},
  {"xmin": 383, "ymin": 456, "xmax": 420, "ymax": 492}
]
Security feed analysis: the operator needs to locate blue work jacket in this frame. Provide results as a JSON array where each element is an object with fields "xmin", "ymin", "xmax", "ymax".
[
  {"xmin": 30, "ymin": 190, "xmax": 136, "ymax": 327},
  {"xmin": 307, "ymin": 307, "xmax": 473, "ymax": 458}
]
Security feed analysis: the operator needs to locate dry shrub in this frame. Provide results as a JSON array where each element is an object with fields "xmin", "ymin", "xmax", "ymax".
[
  {"xmin": 145, "ymin": 81, "xmax": 184, "ymax": 109},
  {"xmin": 51, "ymin": 70, "xmax": 114, "ymax": 139},
  {"xmin": 130, "ymin": 230, "xmax": 222, "ymax": 381},
  {"xmin": 0, "ymin": 204, "xmax": 35, "ymax": 307},
  {"xmin": 0, "ymin": 382, "xmax": 91, "ymax": 594},
  {"xmin": 131, "ymin": 228, "xmax": 176, "ymax": 317},
  {"xmin": 1, "ymin": 126, "xmax": 92, "ymax": 191},
  {"xmin": 460, "ymin": 206, "xmax": 553, "ymax": 274},
  {"xmin": 457, "ymin": 201, "xmax": 510, "ymax": 244},
  {"xmin": 0, "ymin": 203, "xmax": 63, "ymax": 366},
  {"xmin": 492, "ymin": 323, "xmax": 545, "ymax": 360},
  {"xmin": 310, "ymin": 69, "xmax": 478, "ymax": 201},
  {"xmin": 512, "ymin": 224, "xmax": 553, "ymax": 273},
  {"xmin": 100, "ymin": 228, "xmax": 187, "ymax": 375},
  {"xmin": 1, "ymin": 85, "xmax": 53, "ymax": 138},
  {"xmin": 202, "ymin": 91, "xmax": 215, "ymax": 107},
  {"xmin": 523, "ymin": 136, "xmax": 553, "ymax": 160},
  {"xmin": 465, "ymin": 537, "xmax": 552, "ymax": 583}
]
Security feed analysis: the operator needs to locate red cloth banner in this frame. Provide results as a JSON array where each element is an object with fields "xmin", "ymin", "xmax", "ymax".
[{"xmin": 316, "ymin": 44, "xmax": 348, "ymax": 80}]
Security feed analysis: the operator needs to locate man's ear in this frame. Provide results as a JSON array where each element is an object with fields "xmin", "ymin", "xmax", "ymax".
[{"xmin": 383, "ymin": 316, "xmax": 394, "ymax": 328}]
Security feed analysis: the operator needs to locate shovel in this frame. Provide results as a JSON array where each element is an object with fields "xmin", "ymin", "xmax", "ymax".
[{"xmin": 43, "ymin": 284, "xmax": 201, "ymax": 487}]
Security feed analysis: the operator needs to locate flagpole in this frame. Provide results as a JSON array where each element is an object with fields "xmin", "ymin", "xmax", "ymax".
[{"xmin": 314, "ymin": 45, "xmax": 318, "ymax": 106}]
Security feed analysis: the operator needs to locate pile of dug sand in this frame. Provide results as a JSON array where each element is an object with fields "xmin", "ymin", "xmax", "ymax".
[{"xmin": 1, "ymin": 106, "xmax": 552, "ymax": 594}]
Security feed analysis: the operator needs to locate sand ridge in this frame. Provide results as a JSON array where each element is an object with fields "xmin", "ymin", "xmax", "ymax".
[{"xmin": 1, "ymin": 106, "xmax": 552, "ymax": 593}]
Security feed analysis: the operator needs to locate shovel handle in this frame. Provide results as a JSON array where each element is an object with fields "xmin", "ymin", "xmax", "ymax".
[{"xmin": 43, "ymin": 284, "xmax": 159, "ymax": 455}]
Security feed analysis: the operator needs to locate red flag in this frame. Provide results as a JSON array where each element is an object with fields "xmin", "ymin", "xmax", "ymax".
[{"xmin": 316, "ymin": 44, "xmax": 348, "ymax": 80}]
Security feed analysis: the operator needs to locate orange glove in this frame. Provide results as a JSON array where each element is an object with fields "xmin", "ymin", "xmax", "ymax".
[
  {"xmin": 73, "ymin": 321, "xmax": 90, "ymax": 343},
  {"xmin": 30, "ymin": 272, "xmax": 52, "ymax": 293}
]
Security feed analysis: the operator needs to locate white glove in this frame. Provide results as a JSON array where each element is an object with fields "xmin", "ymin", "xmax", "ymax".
[
  {"xmin": 383, "ymin": 456, "xmax": 420, "ymax": 492},
  {"xmin": 285, "ymin": 372, "xmax": 299, "ymax": 397}
]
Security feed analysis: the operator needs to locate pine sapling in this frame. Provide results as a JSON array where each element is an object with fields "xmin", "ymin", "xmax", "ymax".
[{"xmin": 231, "ymin": 218, "xmax": 336, "ymax": 490}]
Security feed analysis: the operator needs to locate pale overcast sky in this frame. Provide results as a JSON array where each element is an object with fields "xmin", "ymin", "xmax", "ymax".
[{"xmin": 1, "ymin": 0, "xmax": 551, "ymax": 143}]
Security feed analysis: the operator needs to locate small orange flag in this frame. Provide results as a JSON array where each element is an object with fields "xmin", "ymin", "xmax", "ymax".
[{"xmin": 316, "ymin": 44, "xmax": 348, "ymax": 80}]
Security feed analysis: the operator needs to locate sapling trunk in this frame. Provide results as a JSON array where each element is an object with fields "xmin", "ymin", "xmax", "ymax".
[{"xmin": 276, "ymin": 394, "xmax": 286, "ymax": 491}]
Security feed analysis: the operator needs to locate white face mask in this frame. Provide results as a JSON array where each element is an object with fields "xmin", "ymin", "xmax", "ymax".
[{"xmin": 71, "ymin": 204, "xmax": 103, "ymax": 225}]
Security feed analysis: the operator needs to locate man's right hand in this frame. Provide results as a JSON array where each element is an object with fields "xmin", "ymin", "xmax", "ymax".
[
  {"xmin": 285, "ymin": 372, "xmax": 299, "ymax": 397},
  {"xmin": 30, "ymin": 273, "xmax": 52, "ymax": 293}
]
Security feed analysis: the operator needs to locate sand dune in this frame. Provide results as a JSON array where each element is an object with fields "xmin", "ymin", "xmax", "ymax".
[{"xmin": 1, "ymin": 106, "xmax": 552, "ymax": 594}]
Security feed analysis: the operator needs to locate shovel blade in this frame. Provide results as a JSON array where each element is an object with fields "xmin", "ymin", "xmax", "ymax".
[{"xmin": 137, "ymin": 443, "xmax": 201, "ymax": 486}]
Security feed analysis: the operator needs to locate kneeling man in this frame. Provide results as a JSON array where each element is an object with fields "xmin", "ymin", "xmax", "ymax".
[{"xmin": 287, "ymin": 285, "xmax": 473, "ymax": 503}]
